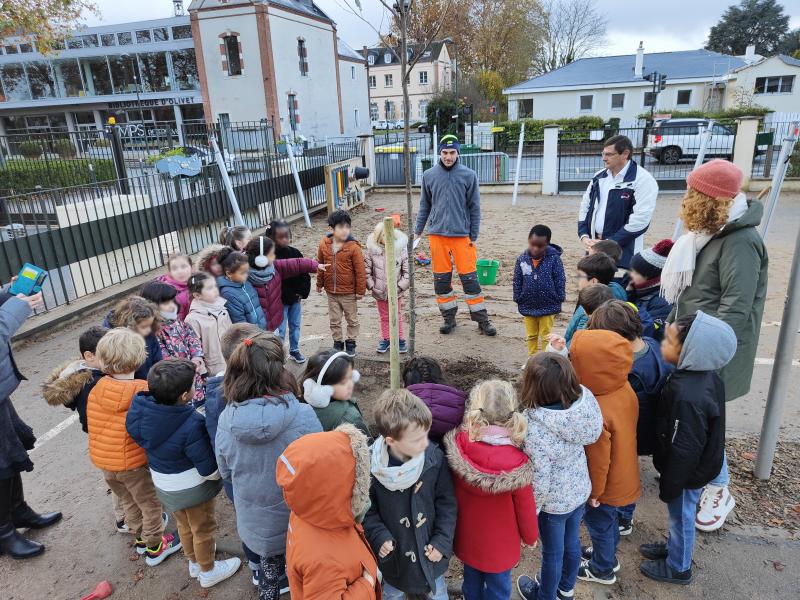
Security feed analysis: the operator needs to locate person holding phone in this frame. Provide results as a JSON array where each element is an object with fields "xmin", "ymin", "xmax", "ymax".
[{"xmin": 0, "ymin": 278, "xmax": 63, "ymax": 559}]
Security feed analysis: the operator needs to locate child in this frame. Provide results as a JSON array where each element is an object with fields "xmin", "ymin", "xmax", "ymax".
[
  {"xmin": 215, "ymin": 333, "xmax": 321, "ymax": 600},
  {"xmin": 444, "ymin": 380, "xmax": 538, "ymax": 600},
  {"xmin": 627, "ymin": 239, "xmax": 674, "ymax": 340},
  {"xmin": 569, "ymin": 329, "xmax": 641, "ymax": 586},
  {"xmin": 517, "ymin": 353, "xmax": 603, "ymax": 600},
  {"xmin": 141, "ymin": 281, "xmax": 206, "ymax": 404},
  {"xmin": 365, "ymin": 220, "xmax": 410, "ymax": 354},
  {"xmin": 317, "ymin": 209, "xmax": 367, "ymax": 357},
  {"xmin": 363, "ymin": 389, "xmax": 457, "ymax": 600},
  {"xmin": 185, "ymin": 273, "xmax": 232, "ymax": 377},
  {"xmin": 301, "ymin": 349, "xmax": 370, "ymax": 439},
  {"xmin": 245, "ymin": 235, "xmax": 324, "ymax": 356},
  {"xmin": 87, "ymin": 328, "xmax": 181, "ymax": 566},
  {"xmin": 563, "ymin": 253, "xmax": 625, "ymax": 346},
  {"xmin": 640, "ymin": 311, "xmax": 735, "ymax": 585},
  {"xmin": 267, "ymin": 220, "xmax": 313, "ymax": 364},
  {"xmin": 157, "ymin": 253, "xmax": 193, "ymax": 321},
  {"xmin": 215, "ymin": 247, "xmax": 267, "ymax": 329},
  {"xmin": 513, "ymin": 224, "xmax": 566, "ymax": 355},
  {"xmin": 589, "ymin": 239, "xmax": 626, "ymax": 285},
  {"xmin": 277, "ymin": 425, "xmax": 380, "ymax": 599},
  {"xmin": 402, "ymin": 356, "xmax": 466, "ymax": 444},
  {"xmin": 126, "ymin": 359, "xmax": 240, "ymax": 588},
  {"xmin": 105, "ymin": 296, "xmax": 163, "ymax": 380},
  {"xmin": 198, "ymin": 244, "xmax": 225, "ymax": 277},
  {"xmin": 219, "ymin": 224, "xmax": 252, "ymax": 251}
]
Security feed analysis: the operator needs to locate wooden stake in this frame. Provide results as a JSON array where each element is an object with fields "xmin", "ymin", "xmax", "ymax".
[{"xmin": 384, "ymin": 217, "xmax": 401, "ymax": 389}]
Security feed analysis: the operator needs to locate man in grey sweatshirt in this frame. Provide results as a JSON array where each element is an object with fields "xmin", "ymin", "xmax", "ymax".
[{"xmin": 415, "ymin": 135, "xmax": 496, "ymax": 336}]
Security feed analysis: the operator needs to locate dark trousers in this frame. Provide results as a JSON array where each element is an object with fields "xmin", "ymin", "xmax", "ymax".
[
  {"xmin": 583, "ymin": 503, "xmax": 620, "ymax": 575},
  {"xmin": 0, "ymin": 473, "xmax": 29, "ymax": 528}
]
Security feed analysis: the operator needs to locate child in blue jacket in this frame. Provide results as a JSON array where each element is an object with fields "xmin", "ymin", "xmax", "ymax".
[
  {"xmin": 215, "ymin": 247, "xmax": 267, "ymax": 329},
  {"xmin": 513, "ymin": 224, "xmax": 566, "ymax": 355}
]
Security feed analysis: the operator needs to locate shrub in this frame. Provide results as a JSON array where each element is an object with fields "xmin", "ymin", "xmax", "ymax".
[
  {"xmin": 495, "ymin": 116, "xmax": 606, "ymax": 146},
  {"xmin": 54, "ymin": 140, "xmax": 77, "ymax": 158},
  {"xmin": 636, "ymin": 106, "xmax": 772, "ymax": 123},
  {"xmin": 18, "ymin": 141, "xmax": 43, "ymax": 159},
  {"xmin": 0, "ymin": 159, "xmax": 117, "ymax": 194},
  {"xmin": 92, "ymin": 138, "xmax": 110, "ymax": 148}
]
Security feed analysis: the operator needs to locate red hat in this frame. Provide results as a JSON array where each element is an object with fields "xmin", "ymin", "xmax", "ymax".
[
  {"xmin": 686, "ymin": 159, "xmax": 743, "ymax": 199},
  {"xmin": 630, "ymin": 238, "xmax": 673, "ymax": 280}
]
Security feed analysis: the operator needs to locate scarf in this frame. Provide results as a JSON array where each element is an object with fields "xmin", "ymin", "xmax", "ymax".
[
  {"xmin": 248, "ymin": 264, "xmax": 276, "ymax": 286},
  {"xmin": 478, "ymin": 425, "xmax": 516, "ymax": 446},
  {"xmin": 661, "ymin": 192, "xmax": 748, "ymax": 304},
  {"xmin": 633, "ymin": 276, "xmax": 661, "ymax": 291},
  {"xmin": 370, "ymin": 436, "xmax": 425, "ymax": 492}
]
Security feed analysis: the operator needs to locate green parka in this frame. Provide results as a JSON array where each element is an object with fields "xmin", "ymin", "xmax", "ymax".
[{"xmin": 672, "ymin": 200, "xmax": 768, "ymax": 401}]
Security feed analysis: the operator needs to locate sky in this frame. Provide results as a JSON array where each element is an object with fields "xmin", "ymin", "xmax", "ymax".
[{"xmin": 84, "ymin": 0, "xmax": 800, "ymax": 57}]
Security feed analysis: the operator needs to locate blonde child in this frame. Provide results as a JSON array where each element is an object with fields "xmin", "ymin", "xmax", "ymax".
[
  {"xmin": 219, "ymin": 225, "xmax": 252, "ymax": 251},
  {"xmin": 185, "ymin": 272, "xmax": 232, "ymax": 376},
  {"xmin": 157, "ymin": 253, "xmax": 193, "ymax": 320},
  {"xmin": 444, "ymin": 380, "xmax": 538, "ymax": 600},
  {"xmin": 105, "ymin": 296, "xmax": 163, "ymax": 380},
  {"xmin": 365, "ymin": 220, "xmax": 410, "ymax": 354}
]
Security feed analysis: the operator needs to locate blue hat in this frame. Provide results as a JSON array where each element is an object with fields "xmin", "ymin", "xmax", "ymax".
[{"xmin": 438, "ymin": 135, "xmax": 460, "ymax": 153}]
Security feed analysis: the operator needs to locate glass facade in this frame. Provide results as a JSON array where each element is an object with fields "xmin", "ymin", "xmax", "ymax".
[
  {"xmin": 172, "ymin": 49, "xmax": 199, "ymax": 90},
  {"xmin": 27, "ymin": 61, "xmax": 56, "ymax": 99},
  {"xmin": 138, "ymin": 52, "xmax": 170, "ymax": 92},
  {"xmin": 1, "ymin": 63, "xmax": 29, "ymax": 101}
]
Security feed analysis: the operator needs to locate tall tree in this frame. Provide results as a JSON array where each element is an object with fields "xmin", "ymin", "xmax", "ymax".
[
  {"xmin": 1, "ymin": 0, "xmax": 97, "ymax": 54},
  {"xmin": 531, "ymin": 0, "xmax": 608, "ymax": 76},
  {"xmin": 778, "ymin": 27, "xmax": 800, "ymax": 56},
  {"xmin": 705, "ymin": 0, "xmax": 789, "ymax": 56}
]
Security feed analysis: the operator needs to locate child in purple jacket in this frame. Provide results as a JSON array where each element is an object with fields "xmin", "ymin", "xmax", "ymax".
[{"xmin": 402, "ymin": 356, "xmax": 466, "ymax": 443}]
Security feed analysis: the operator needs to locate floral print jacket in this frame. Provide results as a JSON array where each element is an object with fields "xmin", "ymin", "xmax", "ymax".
[{"xmin": 156, "ymin": 318, "xmax": 206, "ymax": 402}]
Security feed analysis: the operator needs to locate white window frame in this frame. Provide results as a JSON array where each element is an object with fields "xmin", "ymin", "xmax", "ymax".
[
  {"xmin": 384, "ymin": 73, "xmax": 393, "ymax": 87},
  {"xmin": 368, "ymin": 75, "xmax": 376, "ymax": 89},
  {"xmin": 419, "ymin": 70, "xmax": 428, "ymax": 85},
  {"xmin": 610, "ymin": 92, "xmax": 625, "ymax": 111},
  {"xmin": 642, "ymin": 90, "xmax": 656, "ymax": 109},
  {"xmin": 676, "ymin": 89, "xmax": 692, "ymax": 106},
  {"xmin": 754, "ymin": 75, "xmax": 794, "ymax": 94},
  {"xmin": 369, "ymin": 103, "xmax": 379, "ymax": 121},
  {"xmin": 368, "ymin": 54, "xmax": 375, "ymax": 65},
  {"xmin": 578, "ymin": 93, "xmax": 594, "ymax": 113},
  {"xmin": 384, "ymin": 52, "xmax": 392, "ymax": 64}
]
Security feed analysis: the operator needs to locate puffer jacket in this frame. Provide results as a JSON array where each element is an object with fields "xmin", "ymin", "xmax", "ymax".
[
  {"xmin": 523, "ymin": 386, "xmax": 603, "ymax": 514},
  {"xmin": 249, "ymin": 258, "xmax": 319, "ymax": 331},
  {"xmin": 216, "ymin": 276, "xmax": 267, "ymax": 329},
  {"xmin": 629, "ymin": 337, "xmax": 672, "ymax": 455},
  {"xmin": 277, "ymin": 425, "xmax": 380, "ymax": 600},
  {"xmin": 444, "ymin": 429, "xmax": 537, "ymax": 573},
  {"xmin": 157, "ymin": 273, "xmax": 191, "ymax": 321},
  {"xmin": 184, "ymin": 298, "xmax": 232, "ymax": 376},
  {"xmin": 513, "ymin": 244, "xmax": 566, "ymax": 317},
  {"xmin": 87, "ymin": 376, "xmax": 149, "ymax": 472},
  {"xmin": 42, "ymin": 360, "xmax": 103, "ymax": 433},
  {"xmin": 317, "ymin": 234, "xmax": 367, "ymax": 296},
  {"xmin": 570, "ymin": 330, "xmax": 641, "ymax": 506},
  {"xmin": 628, "ymin": 281, "xmax": 672, "ymax": 340},
  {"xmin": 365, "ymin": 230, "xmax": 410, "ymax": 302},
  {"xmin": 276, "ymin": 245, "xmax": 312, "ymax": 305},
  {"xmin": 156, "ymin": 317, "xmax": 206, "ymax": 402},
  {"xmin": 406, "ymin": 382, "xmax": 466, "ymax": 443},
  {"xmin": 215, "ymin": 393, "xmax": 321, "ymax": 558}
]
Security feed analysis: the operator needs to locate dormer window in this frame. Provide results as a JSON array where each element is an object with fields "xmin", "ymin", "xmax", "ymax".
[
  {"xmin": 384, "ymin": 52, "xmax": 391, "ymax": 64},
  {"xmin": 368, "ymin": 54, "xmax": 375, "ymax": 65}
]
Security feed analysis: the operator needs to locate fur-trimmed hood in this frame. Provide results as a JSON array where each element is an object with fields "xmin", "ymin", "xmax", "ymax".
[
  {"xmin": 42, "ymin": 360, "xmax": 95, "ymax": 407},
  {"xmin": 366, "ymin": 229, "xmax": 409, "ymax": 256},
  {"xmin": 197, "ymin": 244, "xmax": 225, "ymax": 273},
  {"xmin": 444, "ymin": 428, "xmax": 532, "ymax": 495}
]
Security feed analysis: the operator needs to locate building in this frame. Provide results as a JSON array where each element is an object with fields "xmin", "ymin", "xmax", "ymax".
[
  {"xmin": 363, "ymin": 40, "xmax": 453, "ymax": 124},
  {"xmin": 503, "ymin": 44, "xmax": 798, "ymax": 122}
]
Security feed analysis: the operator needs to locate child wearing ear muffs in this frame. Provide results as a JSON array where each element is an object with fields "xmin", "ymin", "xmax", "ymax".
[{"xmin": 301, "ymin": 350, "xmax": 371, "ymax": 441}]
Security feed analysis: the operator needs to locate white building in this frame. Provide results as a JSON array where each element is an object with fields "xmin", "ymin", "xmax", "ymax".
[{"xmin": 728, "ymin": 53, "xmax": 800, "ymax": 114}]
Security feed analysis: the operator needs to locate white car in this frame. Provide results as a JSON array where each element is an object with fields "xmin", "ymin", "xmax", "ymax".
[
  {"xmin": 373, "ymin": 120, "xmax": 394, "ymax": 130},
  {"xmin": 646, "ymin": 119, "xmax": 734, "ymax": 164}
]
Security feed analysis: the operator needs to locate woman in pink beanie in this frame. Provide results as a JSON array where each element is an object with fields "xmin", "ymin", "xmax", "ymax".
[{"xmin": 659, "ymin": 158, "xmax": 768, "ymax": 536}]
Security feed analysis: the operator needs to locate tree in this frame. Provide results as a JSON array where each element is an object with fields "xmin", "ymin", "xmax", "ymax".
[
  {"xmin": 531, "ymin": 0, "xmax": 608, "ymax": 76},
  {"xmin": 777, "ymin": 28, "xmax": 800, "ymax": 55},
  {"xmin": 1, "ymin": 0, "xmax": 97, "ymax": 54},
  {"xmin": 705, "ymin": 0, "xmax": 789, "ymax": 56}
]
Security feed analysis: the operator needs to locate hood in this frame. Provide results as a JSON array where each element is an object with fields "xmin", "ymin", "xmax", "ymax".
[
  {"xmin": 443, "ymin": 429, "xmax": 532, "ymax": 494},
  {"xmin": 189, "ymin": 297, "xmax": 228, "ymax": 315},
  {"xmin": 637, "ymin": 337, "xmax": 671, "ymax": 394},
  {"xmin": 526, "ymin": 386, "xmax": 603, "ymax": 445},
  {"xmin": 197, "ymin": 244, "xmax": 225, "ymax": 271},
  {"xmin": 223, "ymin": 394, "xmax": 300, "ymax": 445},
  {"xmin": 366, "ymin": 230, "xmax": 409, "ymax": 255},
  {"xmin": 157, "ymin": 273, "xmax": 188, "ymax": 291},
  {"xmin": 126, "ymin": 392, "xmax": 196, "ymax": 449},
  {"xmin": 42, "ymin": 360, "xmax": 95, "ymax": 407},
  {"xmin": 678, "ymin": 310, "xmax": 737, "ymax": 371},
  {"xmin": 407, "ymin": 382, "xmax": 466, "ymax": 403},
  {"xmin": 206, "ymin": 374, "xmax": 224, "ymax": 394},
  {"xmin": 248, "ymin": 264, "xmax": 276, "ymax": 287},
  {"xmin": 570, "ymin": 330, "xmax": 633, "ymax": 395},
  {"xmin": 216, "ymin": 275, "xmax": 244, "ymax": 292},
  {"xmin": 718, "ymin": 197, "xmax": 763, "ymax": 237},
  {"xmin": 277, "ymin": 424, "xmax": 370, "ymax": 530}
]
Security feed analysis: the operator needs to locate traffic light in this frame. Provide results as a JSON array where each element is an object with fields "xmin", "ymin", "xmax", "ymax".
[
  {"xmin": 644, "ymin": 72, "xmax": 655, "ymax": 82},
  {"xmin": 659, "ymin": 75, "xmax": 668, "ymax": 91}
]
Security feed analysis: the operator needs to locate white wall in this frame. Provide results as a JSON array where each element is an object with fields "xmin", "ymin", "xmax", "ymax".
[
  {"xmin": 338, "ymin": 59, "xmax": 371, "ymax": 136},
  {"xmin": 728, "ymin": 56, "xmax": 800, "ymax": 113}
]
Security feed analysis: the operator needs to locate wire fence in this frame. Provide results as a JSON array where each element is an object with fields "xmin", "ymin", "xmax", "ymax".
[{"xmin": 751, "ymin": 120, "xmax": 797, "ymax": 179}]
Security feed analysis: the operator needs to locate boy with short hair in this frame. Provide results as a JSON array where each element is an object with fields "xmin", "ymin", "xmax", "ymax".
[
  {"xmin": 317, "ymin": 209, "xmax": 367, "ymax": 357},
  {"xmin": 126, "ymin": 359, "xmax": 240, "ymax": 588},
  {"xmin": 363, "ymin": 389, "xmax": 457, "ymax": 600},
  {"xmin": 564, "ymin": 254, "xmax": 627, "ymax": 345},
  {"xmin": 88, "ymin": 328, "xmax": 181, "ymax": 566},
  {"xmin": 590, "ymin": 239, "xmax": 626, "ymax": 285},
  {"xmin": 513, "ymin": 224, "xmax": 566, "ymax": 355}
]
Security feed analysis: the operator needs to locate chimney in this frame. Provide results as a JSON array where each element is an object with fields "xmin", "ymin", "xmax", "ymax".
[
  {"xmin": 744, "ymin": 44, "xmax": 756, "ymax": 63},
  {"xmin": 634, "ymin": 41, "xmax": 644, "ymax": 78}
]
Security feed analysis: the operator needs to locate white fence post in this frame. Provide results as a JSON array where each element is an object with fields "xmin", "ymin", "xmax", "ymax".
[
  {"xmin": 511, "ymin": 122, "xmax": 525, "ymax": 206},
  {"xmin": 542, "ymin": 124, "xmax": 560, "ymax": 195},
  {"xmin": 359, "ymin": 134, "xmax": 376, "ymax": 186},
  {"xmin": 732, "ymin": 116, "xmax": 760, "ymax": 189}
]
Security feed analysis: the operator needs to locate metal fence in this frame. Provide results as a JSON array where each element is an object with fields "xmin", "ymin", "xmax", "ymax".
[
  {"xmin": 752, "ymin": 120, "xmax": 797, "ymax": 179},
  {"xmin": 0, "ymin": 121, "xmax": 366, "ymax": 314}
]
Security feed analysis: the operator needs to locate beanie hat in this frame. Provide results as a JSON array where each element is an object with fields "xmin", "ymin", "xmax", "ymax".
[
  {"xmin": 438, "ymin": 134, "xmax": 460, "ymax": 153},
  {"xmin": 686, "ymin": 159, "xmax": 743, "ymax": 199},
  {"xmin": 630, "ymin": 238, "xmax": 674, "ymax": 280}
]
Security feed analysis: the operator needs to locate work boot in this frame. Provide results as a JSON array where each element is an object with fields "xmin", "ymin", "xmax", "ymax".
[
  {"xmin": 440, "ymin": 317, "xmax": 457, "ymax": 334},
  {"xmin": 0, "ymin": 523, "xmax": 44, "ymax": 559},
  {"xmin": 478, "ymin": 320, "xmax": 497, "ymax": 336}
]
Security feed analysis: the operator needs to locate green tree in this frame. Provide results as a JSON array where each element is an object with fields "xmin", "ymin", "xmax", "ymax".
[
  {"xmin": 425, "ymin": 91, "xmax": 461, "ymax": 135},
  {"xmin": 778, "ymin": 28, "xmax": 800, "ymax": 55},
  {"xmin": 1, "ymin": 0, "xmax": 97, "ymax": 54},
  {"xmin": 705, "ymin": 0, "xmax": 789, "ymax": 56}
]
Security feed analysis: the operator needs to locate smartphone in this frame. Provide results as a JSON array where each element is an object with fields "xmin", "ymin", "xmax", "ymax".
[{"xmin": 9, "ymin": 263, "xmax": 48, "ymax": 296}]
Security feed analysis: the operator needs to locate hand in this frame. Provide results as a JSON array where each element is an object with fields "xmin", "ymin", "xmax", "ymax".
[
  {"xmin": 361, "ymin": 568, "xmax": 375, "ymax": 588},
  {"xmin": 17, "ymin": 292, "xmax": 43, "ymax": 310},
  {"xmin": 547, "ymin": 334, "xmax": 566, "ymax": 352},
  {"xmin": 424, "ymin": 544, "xmax": 443, "ymax": 562},
  {"xmin": 317, "ymin": 263, "xmax": 331, "ymax": 272},
  {"xmin": 588, "ymin": 498, "xmax": 600, "ymax": 508},
  {"xmin": 379, "ymin": 540, "xmax": 394, "ymax": 558},
  {"xmin": 191, "ymin": 357, "xmax": 204, "ymax": 372},
  {"xmin": 581, "ymin": 236, "xmax": 595, "ymax": 250}
]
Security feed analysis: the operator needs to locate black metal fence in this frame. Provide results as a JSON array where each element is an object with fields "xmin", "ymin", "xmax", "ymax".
[{"xmin": 752, "ymin": 120, "xmax": 797, "ymax": 179}]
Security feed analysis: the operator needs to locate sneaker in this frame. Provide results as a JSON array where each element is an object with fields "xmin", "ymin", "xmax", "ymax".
[
  {"xmin": 145, "ymin": 533, "xmax": 182, "ymax": 566},
  {"xmin": 333, "ymin": 341, "xmax": 345, "ymax": 351},
  {"xmin": 531, "ymin": 574, "xmax": 573, "ymax": 599},
  {"xmin": 345, "ymin": 340, "xmax": 356, "ymax": 357},
  {"xmin": 278, "ymin": 573, "xmax": 290, "ymax": 594},
  {"xmin": 639, "ymin": 542, "xmax": 669, "ymax": 560},
  {"xmin": 478, "ymin": 320, "xmax": 497, "ymax": 336},
  {"xmin": 516, "ymin": 574, "xmax": 539, "ymax": 600},
  {"xmin": 189, "ymin": 560, "xmax": 201, "ymax": 579},
  {"xmin": 116, "ymin": 519, "xmax": 129, "ymax": 534},
  {"xmin": 640, "ymin": 558, "xmax": 692, "ymax": 585},
  {"xmin": 251, "ymin": 568, "xmax": 261, "ymax": 586},
  {"xmin": 695, "ymin": 484, "xmax": 735, "ymax": 532},
  {"xmin": 289, "ymin": 350, "xmax": 307, "ymax": 364},
  {"xmin": 577, "ymin": 559, "xmax": 617, "ymax": 585},
  {"xmin": 399, "ymin": 340, "xmax": 407, "ymax": 354},
  {"xmin": 619, "ymin": 517, "xmax": 633, "ymax": 536},
  {"xmin": 376, "ymin": 339, "xmax": 390, "ymax": 354},
  {"xmin": 199, "ymin": 558, "xmax": 242, "ymax": 588},
  {"xmin": 580, "ymin": 547, "xmax": 620, "ymax": 573},
  {"xmin": 135, "ymin": 537, "xmax": 147, "ymax": 555}
]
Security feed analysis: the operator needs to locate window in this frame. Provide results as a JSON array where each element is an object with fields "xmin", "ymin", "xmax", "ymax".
[
  {"xmin": 66, "ymin": 38, "xmax": 82, "ymax": 49},
  {"xmin": 754, "ymin": 75, "xmax": 794, "ymax": 94},
  {"xmin": 518, "ymin": 98, "xmax": 533, "ymax": 118},
  {"xmin": 385, "ymin": 101, "xmax": 395, "ymax": 119},
  {"xmin": 712, "ymin": 123, "xmax": 733, "ymax": 136},
  {"xmin": 384, "ymin": 52, "xmax": 391, "ymax": 64},
  {"xmin": 52, "ymin": 58, "xmax": 84, "ymax": 97},
  {"xmin": 611, "ymin": 93, "xmax": 625, "ymax": 110},
  {"xmin": 354, "ymin": 108, "xmax": 360, "ymax": 127},
  {"xmin": 224, "ymin": 35, "xmax": 242, "ymax": 76},
  {"xmin": 81, "ymin": 34, "xmax": 99, "ymax": 47},
  {"xmin": 19, "ymin": 43, "xmax": 33, "ymax": 53},
  {"xmin": 153, "ymin": 27, "xmax": 168, "ymax": 42},
  {"xmin": 172, "ymin": 25, "xmax": 192, "ymax": 40},
  {"xmin": 136, "ymin": 29, "xmax": 151, "ymax": 44},
  {"xmin": 419, "ymin": 70, "xmax": 428, "ymax": 85},
  {"xmin": 419, "ymin": 100, "xmax": 429, "ymax": 119},
  {"xmin": 368, "ymin": 54, "xmax": 375, "ymax": 65},
  {"xmin": 298, "ymin": 39, "xmax": 308, "ymax": 76},
  {"xmin": 138, "ymin": 52, "xmax": 170, "ymax": 92},
  {"xmin": 172, "ymin": 49, "xmax": 199, "ymax": 90},
  {"xmin": 369, "ymin": 102, "xmax": 379, "ymax": 121},
  {"xmin": 0, "ymin": 64, "xmax": 31, "ymax": 100},
  {"xmin": 80, "ymin": 56, "xmax": 113, "ymax": 95},
  {"xmin": 117, "ymin": 32, "xmax": 133, "ymax": 46},
  {"xmin": 288, "ymin": 93, "xmax": 298, "ymax": 131},
  {"xmin": 384, "ymin": 73, "xmax": 393, "ymax": 87},
  {"xmin": 368, "ymin": 75, "xmax": 376, "ymax": 88},
  {"xmin": 676, "ymin": 89, "xmax": 692, "ymax": 105},
  {"xmin": 27, "ymin": 62, "xmax": 56, "ymax": 99},
  {"xmin": 579, "ymin": 94, "xmax": 593, "ymax": 111},
  {"xmin": 107, "ymin": 55, "xmax": 141, "ymax": 93},
  {"xmin": 101, "ymin": 33, "xmax": 116, "ymax": 47},
  {"xmin": 643, "ymin": 91, "xmax": 656, "ymax": 107},
  {"xmin": 351, "ymin": 65, "xmax": 356, "ymax": 79},
  {"xmin": 4, "ymin": 45, "xmax": 18, "ymax": 54}
]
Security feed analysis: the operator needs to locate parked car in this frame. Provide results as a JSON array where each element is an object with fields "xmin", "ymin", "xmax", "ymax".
[
  {"xmin": 373, "ymin": 120, "xmax": 394, "ymax": 130},
  {"xmin": 415, "ymin": 122, "xmax": 430, "ymax": 133},
  {"xmin": 646, "ymin": 119, "xmax": 734, "ymax": 165}
]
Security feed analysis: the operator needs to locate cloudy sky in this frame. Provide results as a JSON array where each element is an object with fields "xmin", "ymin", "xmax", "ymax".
[{"xmin": 85, "ymin": 0, "xmax": 799, "ymax": 56}]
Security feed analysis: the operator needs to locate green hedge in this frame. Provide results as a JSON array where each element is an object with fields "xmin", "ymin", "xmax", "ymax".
[
  {"xmin": 636, "ymin": 107, "xmax": 772, "ymax": 123},
  {"xmin": 0, "ymin": 158, "xmax": 117, "ymax": 194},
  {"xmin": 496, "ymin": 117, "xmax": 606, "ymax": 144}
]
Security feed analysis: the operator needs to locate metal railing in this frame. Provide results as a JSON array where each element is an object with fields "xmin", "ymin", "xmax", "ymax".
[{"xmin": 752, "ymin": 121, "xmax": 797, "ymax": 179}]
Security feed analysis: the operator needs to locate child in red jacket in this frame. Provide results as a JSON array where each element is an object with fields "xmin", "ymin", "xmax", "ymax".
[{"xmin": 444, "ymin": 379, "xmax": 538, "ymax": 599}]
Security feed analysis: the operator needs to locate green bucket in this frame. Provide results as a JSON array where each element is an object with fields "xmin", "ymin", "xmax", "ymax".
[{"xmin": 476, "ymin": 259, "xmax": 500, "ymax": 285}]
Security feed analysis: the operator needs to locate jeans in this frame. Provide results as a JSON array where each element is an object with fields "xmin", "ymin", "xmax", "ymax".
[
  {"xmin": 278, "ymin": 301, "xmax": 302, "ymax": 352},
  {"xmin": 667, "ymin": 488, "xmax": 703, "ymax": 572},
  {"xmin": 462, "ymin": 565, "xmax": 511, "ymax": 600},
  {"xmin": 537, "ymin": 506, "xmax": 584, "ymax": 600},
  {"xmin": 583, "ymin": 503, "xmax": 619, "ymax": 575},
  {"xmin": 617, "ymin": 503, "xmax": 636, "ymax": 522},
  {"xmin": 708, "ymin": 451, "xmax": 729, "ymax": 487},
  {"xmin": 383, "ymin": 575, "xmax": 448, "ymax": 599}
]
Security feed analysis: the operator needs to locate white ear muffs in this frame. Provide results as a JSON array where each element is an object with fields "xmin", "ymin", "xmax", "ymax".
[
  {"xmin": 254, "ymin": 236, "xmax": 269, "ymax": 268},
  {"xmin": 301, "ymin": 351, "xmax": 358, "ymax": 409},
  {"xmin": 352, "ymin": 369, "xmax": 361, "ymax": 383}
]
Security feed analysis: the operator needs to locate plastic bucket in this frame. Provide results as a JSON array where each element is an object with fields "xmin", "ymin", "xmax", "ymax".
[{"xmin": 476, "ymin": 259, "xmax": 500, "ymax": 285}]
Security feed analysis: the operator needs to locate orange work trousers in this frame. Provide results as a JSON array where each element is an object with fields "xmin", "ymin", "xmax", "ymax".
[{"xmin": 428, "ymin": 235, "xmax": 486, "ymax": 317}]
